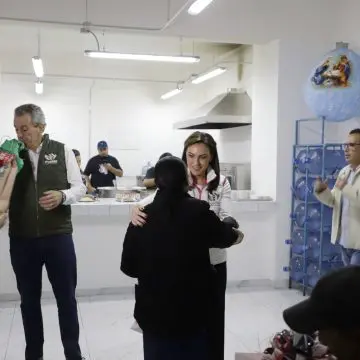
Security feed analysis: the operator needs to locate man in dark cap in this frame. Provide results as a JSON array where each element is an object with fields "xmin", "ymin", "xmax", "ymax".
[
  {"xmin": 283, "ymin": 266, "xmax": 360, "ymax": 360},
  {"xmin": 83, "ymin": 140, "xmax": 123, "ymax": 192}
]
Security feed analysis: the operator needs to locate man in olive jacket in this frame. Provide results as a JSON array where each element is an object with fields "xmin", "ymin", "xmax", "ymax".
[{"xmin": 9, "ymin": 104, "xmax": 86, "ymax": 360}]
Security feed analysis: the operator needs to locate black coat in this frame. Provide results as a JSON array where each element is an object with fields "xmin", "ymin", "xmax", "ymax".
[{"xmin": 121, "ymin": 192, "xmax": 238, "ymax": 336}]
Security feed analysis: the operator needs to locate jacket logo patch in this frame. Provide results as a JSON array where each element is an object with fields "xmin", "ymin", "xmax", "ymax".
[
  {"xmin": 44, "ymin": 153, "xmax": 58, "ymax": 165},
  {"xmin": 208, "ymin": 191, "xmax": 221, "ymax": 203}
]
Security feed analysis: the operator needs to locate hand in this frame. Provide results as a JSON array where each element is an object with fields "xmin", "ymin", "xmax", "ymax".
[
  {"xmin": 223, "ymin": 216, "xmax": 239, "ymax": 229},
  {"xmin": 103, "ymin": 163, "xmax": 113, "ymax": 171},
  {"xmin": 87, "ymin": 184, "xmax": 96, "ymax": 194},
  {"xmin": 131, "ymin": 206, "xmax": 147, "ymax": 227},
  {"xmin": 314, "ymin": 177, "xmax": 328, "ymax": 193},
  {"xmin": 39, "ymin": 190, "xmax": 63, "ymax": 211},
  {"xmin": 335, "ymin": 173, "xmax": 350, "ymax": 190}
]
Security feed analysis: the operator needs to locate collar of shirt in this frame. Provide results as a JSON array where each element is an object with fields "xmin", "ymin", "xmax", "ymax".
[{"xmin": 188, "ymin": 166, "xmax": 216, "ymax": 187}]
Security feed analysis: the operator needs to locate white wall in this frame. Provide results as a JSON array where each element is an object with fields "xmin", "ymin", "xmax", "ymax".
[{"xmin": 251, "ymin": 41, "xmax": 279, "ymax": 199}]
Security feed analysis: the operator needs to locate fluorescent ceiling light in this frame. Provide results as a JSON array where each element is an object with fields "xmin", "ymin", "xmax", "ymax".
[
  {"xmin": 35, "ymin": 81, "xmax": 43, "ymax": 95},
  {"xmin": 188, "ymin": 0, "xmax": 215, "ymax": 15},
  {"xmin": 192, "ymin": 67, "xmax": 227, "ymax": 84},
  {"xmin": 32, "ymin": 56, "xmax": 44, "ymax": 78},
  {"xmin": 84, "ymin": 50, "xmax": 200, "ymax": 64},
  {"xmin": 161, "ymin": 88, "xmax": 183, "ymax": 100}
]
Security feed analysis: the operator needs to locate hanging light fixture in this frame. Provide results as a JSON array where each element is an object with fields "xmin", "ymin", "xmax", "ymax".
[
  {"xmin": 161, "ymin": 83, "xmax": 184, "ymax": 100},
  {"xmin": 188, "ymin": 0, "xmax": 215, "ymax": 15},
  {"xmin": 192, "ymin": 67, "xmax": 227, "ymax": 84},
  {"xmin": 35, "ymin": 80, "xmax": 43, "ymax": 95},
  {"xmin": 84, "ymin": 50, "xmax": 200, "ymax": 64},
  {"xmin": 32, "ymin": 56, "xmax": 44, "ymax": 78}
]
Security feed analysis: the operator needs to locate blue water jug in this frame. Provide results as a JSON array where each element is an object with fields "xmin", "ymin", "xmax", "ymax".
[
  {"xmin": 307, "ymin": 149, "xmax": 345, "ymax": 176},
  {"xmin": 307, "ymin": 232, "xmax": 339, "ymax": 260},
  {"xmin": 290, "ymin": 256, "xmax": 305, "ymax": 282},
  {"xmin": 307, "ymin": 261, "xmax": 333, "ymax": 287},
  {"xmin": 294, "ymin": 177, "xmax": 316, "ymax": 202},
  {"xmin": 294, "ymin": 203, "xmax": 332, "ymax": 231},
  {"xmin": 291, "ymin": 230, "xmax": 307, "ymax": 255},
  {"xmin": 295, "ymin": 150, "xmax": 308, "ymax": 174}
]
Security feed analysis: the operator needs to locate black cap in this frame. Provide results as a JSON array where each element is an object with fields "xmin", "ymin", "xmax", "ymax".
[{"xmin": 283, "ymin": 266, "xmax": 360, "ymax": 335}]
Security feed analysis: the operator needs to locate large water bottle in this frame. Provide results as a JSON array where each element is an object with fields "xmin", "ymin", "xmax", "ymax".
[
  {"xmin": 141, "ymin": 161, "xmax": 152, "ymax": 177},
  {"xmin": 295, "ymin": 149, "xmax": 308, "ymax": 174},
  {"xmin": 307, "ymin": 232, "xmax": 338, "ymax": 260},
  {"xmin": 290, "ymin": 256, "xmax": 305, "ymax": 282},
  {"xmin": 307, "ymin": 149, "xmax": 345, "ymax": 176},
  {"xmin": 291, "ymin": 230, "xmax": 307, "ymax": 255},
  {"xmin": 307, "ymin": 261, "xmax": 333, "ymax": 287},
  {"xmin": 294, "ymin": 203, "xmax": 332, "ymax": 231},
  {"xmin": 294, "ymin": 177, "xmax": 316, "ymax": 202}
]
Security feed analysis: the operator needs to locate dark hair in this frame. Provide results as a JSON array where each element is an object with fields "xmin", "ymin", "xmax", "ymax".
[
  {"xmin": 159, "ymin": 152, "xmax": 172, "ymax": 160},
  {"xmin": 72, "ymin": 149, "xmax": 80, "ymax": 157},
  {"xmin": 155, "ymin": 156, "xmax": 188, "ymax": 193},
  {"xmin": 349, "ymin": 128, "xmax": 360, "ymax": 135},
  {"xmin": 182, "ymin": 131, "xmax": 220, "ymax": 193},
  {"xmin": 14, "ymin": 104, "xmax": 46, "ymax": 125}
]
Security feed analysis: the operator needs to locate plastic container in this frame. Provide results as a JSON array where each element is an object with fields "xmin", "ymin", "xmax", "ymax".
[
  {"xmin": 307, "ymin": 149, "xmax": 345, "ymax": 176},
  {"xmin": 290, "ymin": 256, "xmax": 305, "ymax": 282},
  {"xmin": 294, "ymin": 203, "xmax": 332, "ymax": 231},
  {"xmin": 295, "ymin": 149, "xmax": 308, "ymax": 173},
  {"xmin": 141, "ymin": 161, "xmax": 152, "ymax": 177},
  {"xmin": 307, "ymin": 261, "xmax": 333, "ymax": 288}
]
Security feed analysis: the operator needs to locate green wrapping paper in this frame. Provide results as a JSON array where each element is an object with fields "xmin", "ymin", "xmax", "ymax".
[{"xmin": 0, "ymin": 139, "xmax": 25, "ymax": 172}]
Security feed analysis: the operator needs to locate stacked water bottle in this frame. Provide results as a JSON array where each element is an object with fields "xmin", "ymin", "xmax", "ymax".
[{"xmin": 286, "ymin": 145, "xmax": 345, "ymax": 290}]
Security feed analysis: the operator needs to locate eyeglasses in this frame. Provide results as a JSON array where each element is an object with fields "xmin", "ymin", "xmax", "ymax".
[{"xmin": 342, "ymin": 142, "xmax": 360, "ymax": 150}]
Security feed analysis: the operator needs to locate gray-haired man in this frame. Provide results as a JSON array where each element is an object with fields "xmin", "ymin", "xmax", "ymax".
[{"xmin": 10, "ymin": 104, "xmax": 86, "ymax": 360}]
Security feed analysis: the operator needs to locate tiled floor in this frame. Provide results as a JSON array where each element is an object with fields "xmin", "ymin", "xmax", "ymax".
[{"xmin": 0, "ymin": 288, "xmax": 304, "ymax": 360}]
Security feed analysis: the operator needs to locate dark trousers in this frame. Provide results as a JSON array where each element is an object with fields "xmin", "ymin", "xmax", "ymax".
[
  {"xmin": 208, "ymin": 262, "xmax": 227, "ymax": 360},
  {"xmin": 10, "ymin": 234, "xmax": 82, "ymax": 360},
  {"xmin": 143, "ymin": 331, "xmax": 208, "ymax": 360}
]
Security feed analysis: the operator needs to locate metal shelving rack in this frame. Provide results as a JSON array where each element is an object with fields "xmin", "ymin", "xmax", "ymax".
[{"xmin": 286, "ymin": 118, "xmax": 344, "ymax": 295}]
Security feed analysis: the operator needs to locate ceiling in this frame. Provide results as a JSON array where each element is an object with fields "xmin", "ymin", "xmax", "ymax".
[
  {"xmin": 0, "ymin": 22, "xmax": 244, "ymax": 86},
  {"xmin": 0, "ymin": 0, "xmax": 334, "ymax": 44}
]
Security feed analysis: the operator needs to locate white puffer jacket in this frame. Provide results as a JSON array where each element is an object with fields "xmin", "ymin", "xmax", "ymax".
[{"xmin": 138, "ymin": 168, "xmax": 232, "ymax": 265}]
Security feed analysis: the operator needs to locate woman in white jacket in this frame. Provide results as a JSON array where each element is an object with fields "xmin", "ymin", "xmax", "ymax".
[{"xmin": 131, "ymin": 131, "xmax": 241, "ymax": 360}]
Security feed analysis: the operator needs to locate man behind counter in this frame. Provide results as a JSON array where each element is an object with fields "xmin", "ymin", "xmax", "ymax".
[
  {"xmin": 143, "ymin": 152, "xmax": 172, "ymax": 189},
  {"xmin": 84, "ymin": 141, "xmax": 123, "ymax": 193}
]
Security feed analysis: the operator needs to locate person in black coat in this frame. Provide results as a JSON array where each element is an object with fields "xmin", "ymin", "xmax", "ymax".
[{"xmin": 121, "ymin": 156, "xmax": 243, "ymax": 360}]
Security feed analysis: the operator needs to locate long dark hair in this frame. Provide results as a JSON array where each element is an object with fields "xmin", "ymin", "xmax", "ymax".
[
  {"xmin": 154, "ymin": 156, "xmax": 188, "ymax": 210},
  {"xmin": 182, "ymin": 131, "xmax": 220, "ymax": 193}
]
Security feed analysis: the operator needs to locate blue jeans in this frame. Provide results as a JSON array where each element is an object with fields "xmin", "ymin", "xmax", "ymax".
[{"xmin": 341, "ymin": 246, "xmax": 360, "ymax": 266}]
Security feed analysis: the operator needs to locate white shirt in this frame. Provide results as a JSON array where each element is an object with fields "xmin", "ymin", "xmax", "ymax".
[
  {"xmin": 28, "ymin": 143, "xmax": 86, "ymax": 205},
  {"xmin": 339, "ymin": 166, "xmax": 360, "ymax": 248}
]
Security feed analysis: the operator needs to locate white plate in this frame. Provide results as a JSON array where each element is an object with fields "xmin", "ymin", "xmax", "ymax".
[{"xmin": 78, "ymin": 197, "xmax": 95, "ymax": 203}]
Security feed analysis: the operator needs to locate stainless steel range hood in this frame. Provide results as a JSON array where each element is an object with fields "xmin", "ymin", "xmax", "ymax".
[{"xmin": 174, "ymin": 88, "xmax": 252, "ymax": 130}]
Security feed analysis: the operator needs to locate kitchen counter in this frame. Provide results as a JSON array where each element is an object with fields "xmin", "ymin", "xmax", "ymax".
[
  {"xmin": 71, "ymin": 197, "xmax": 275, "ymax": 217},
  {"xmin": 0, "ymin": 197, "xmax": 277, "ymax": 301}
]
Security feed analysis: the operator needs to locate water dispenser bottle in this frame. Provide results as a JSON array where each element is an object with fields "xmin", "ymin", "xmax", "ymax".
[
  {"xmin": 307, "ymin": 261, "xmax": 333, "ymax": 287},
  {"xmin": 291, "ymin": 230, "xmax": 307, "ymax": 255},
  {"xmin": 307, "ymin": 232, "xmax": 335, "ymax": 260},
  {"xmin": 290, "ymin": 256, "xmax": 305, "ymax": 282},
  {"xmin": 294, "ymin": 203, "xmax": 332, "ymax": 231},
  {"xmin": 294, "ymin": 177, "xmax": 316, "ymax": 202},
  {"xmin": 295, "ymin": 149, "xmax": 308, "ymax": 174},
  {"xmin": 307, "ymin": 149, "xmax": 345, "ymax": 176}
]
